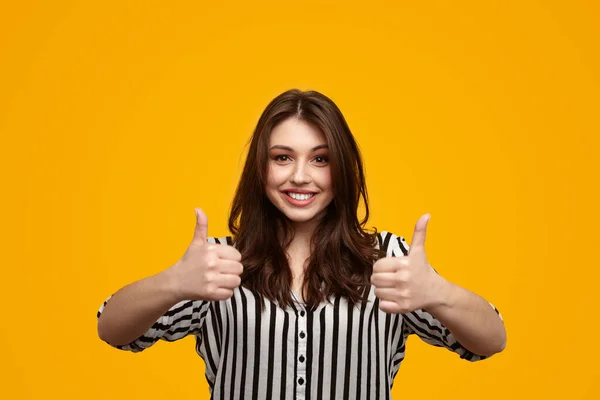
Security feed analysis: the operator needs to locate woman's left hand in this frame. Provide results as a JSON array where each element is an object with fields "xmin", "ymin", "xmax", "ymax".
[{"xmin": 371, "ymin": 214, "xmax": 446, "ymax": 314}]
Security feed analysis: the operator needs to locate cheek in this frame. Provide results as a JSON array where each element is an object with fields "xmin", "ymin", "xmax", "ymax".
[
  {"xmin": 266, "ymin": 165, "xmax": 286, "ymax": 188},
  {"xmin": 318, "ymin": 169, "xmax": 332, "ymax": 190}
]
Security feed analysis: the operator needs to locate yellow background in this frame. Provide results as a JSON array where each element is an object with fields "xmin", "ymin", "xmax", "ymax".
[{"xmin": 1, "ymin": 1, "xmax": 598, "ymax": 399}]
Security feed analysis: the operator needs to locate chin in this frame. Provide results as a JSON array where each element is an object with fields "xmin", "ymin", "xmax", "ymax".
[
  {"xmin": 281, "ymin": 210, "xmax": 315, "ymax": 222},
  {"xmin": 281, "ymin": 207, "xmax": 327, "ymax": 225}
]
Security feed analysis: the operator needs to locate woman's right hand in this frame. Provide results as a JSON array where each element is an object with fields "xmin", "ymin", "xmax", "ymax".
[{"xmin": 166, "ymin": 208, "xmax": 244, "ymax": 302}]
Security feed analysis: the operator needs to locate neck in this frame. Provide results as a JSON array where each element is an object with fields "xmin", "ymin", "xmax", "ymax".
[
  {"xmin": 288, "ymin": 207, "xmax": 328, "ymax": 245},
  {"xmin": 289, "ymin": 214, "xmax": 325, "ymax": 249},
  {"xmin": 291, "ymin": 222, "xmax": 314, "ymax": 243},
  {"xmin": 286, "ymin": 220, "xmax": 317, "ymax": 298}
]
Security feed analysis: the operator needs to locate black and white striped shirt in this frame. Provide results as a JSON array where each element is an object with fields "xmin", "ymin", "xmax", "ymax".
[{"xmin": 97, "ymin": 231, "xmax": 502, "ymax": 399}]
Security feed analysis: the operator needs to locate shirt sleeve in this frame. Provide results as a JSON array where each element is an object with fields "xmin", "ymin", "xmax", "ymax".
[
  {"xmin": 96, "ymin": 236, "xmax": 232, "ymax": 353},
  {"xmin": 97, "ymin": 296, "xmax": 211, "ymax": 353},
  {"xmin": 378, "ymin": 230, "xmax": 503, "ymax": 362},
  {"xmin": 402, "ymin": 304, "xmax": 502, "ymax": 362}
]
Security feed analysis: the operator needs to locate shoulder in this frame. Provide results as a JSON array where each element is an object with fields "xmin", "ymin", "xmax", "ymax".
[{"xmin": 375, "ymin": 230, "xmax": 410, "ymax": 257}]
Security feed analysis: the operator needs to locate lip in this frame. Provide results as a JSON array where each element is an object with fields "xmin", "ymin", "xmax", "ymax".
[
  {"xmin": 282, "ymin": 191, "xmax": 318, "ymax": 207},
  {"xmin": 283, "ymin": 189, "xmax": 316, "ymax": 194}
]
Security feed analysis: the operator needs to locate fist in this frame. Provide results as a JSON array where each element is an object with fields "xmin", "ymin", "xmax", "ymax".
[
  {"xmin": 371, "ymin": 214, "xmax": 443, "ymax": 314},
  {"xmin": 169, "ymin": 208, "xmax": 243, "ymax": 301}
]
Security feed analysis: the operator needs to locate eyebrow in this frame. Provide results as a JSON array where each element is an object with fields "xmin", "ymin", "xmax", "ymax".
[{"xmin": 269, "ymin": 144, "xmax": 329, "ymax": 151}]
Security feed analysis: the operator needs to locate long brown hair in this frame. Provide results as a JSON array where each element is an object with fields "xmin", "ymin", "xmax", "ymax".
[{"xmin": 228, "ymin": 89, "xmax": 384, "ymax": 310}]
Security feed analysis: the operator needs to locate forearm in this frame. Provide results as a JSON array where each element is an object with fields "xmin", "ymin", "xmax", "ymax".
[
  {"xmin": 97, "ymin": 268, "xmax": 181, "ymax": 346},
  {"xmin": 427, "ymin": 276, "xmax": 506, "ymax": 357}
]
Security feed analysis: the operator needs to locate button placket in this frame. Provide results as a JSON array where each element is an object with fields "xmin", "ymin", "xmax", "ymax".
[{"xmin": 296, "ymin": 306, "xmax": 308, "ymax": 397}]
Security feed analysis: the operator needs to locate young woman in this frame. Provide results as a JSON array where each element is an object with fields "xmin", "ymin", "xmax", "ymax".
[{"xmin": 97, "ymin": 89, "xmax": 506, "ymax": 399}]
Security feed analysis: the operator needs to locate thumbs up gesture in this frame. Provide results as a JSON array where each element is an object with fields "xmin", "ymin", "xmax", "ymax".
[
  {"xmin": 168, "ymin": 208, "xmax": 244, "ymax": 302},
  {"xmin": 371, "ymin": 214, "xmax": 444, "ymax": 314}
]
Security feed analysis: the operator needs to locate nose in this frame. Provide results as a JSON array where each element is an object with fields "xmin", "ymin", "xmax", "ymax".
[{"xmin": 290, "ymin": 162, "xmax": 311, "ymax": 185}]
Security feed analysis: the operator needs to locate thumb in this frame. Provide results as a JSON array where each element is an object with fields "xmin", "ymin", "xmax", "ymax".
[
  {"xmin": 409, "ymin": 213, "xmax": 430, "ymax": 254},
  {"xmin": 193, "ymin": 208, "xmax": 209, "ymax": 244}
]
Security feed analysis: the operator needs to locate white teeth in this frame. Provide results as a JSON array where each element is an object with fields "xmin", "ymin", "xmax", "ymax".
[{"xmin": 288, "ymin": 192, "xmax": 314, "ymax": 201}]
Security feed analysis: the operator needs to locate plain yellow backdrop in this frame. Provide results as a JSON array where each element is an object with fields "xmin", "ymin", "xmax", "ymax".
[{"xmin": 1, "ymin": 1, "xmax": 598, "ymax": 399}]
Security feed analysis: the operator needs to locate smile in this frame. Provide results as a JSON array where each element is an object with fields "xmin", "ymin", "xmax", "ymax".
[
  {"xmin": 287, "ymin": 192, "xmax": 315, "ymax": 200},
  {"xmin": 283, "ymin": 191, "xmax": 318, "ymax": 206}
]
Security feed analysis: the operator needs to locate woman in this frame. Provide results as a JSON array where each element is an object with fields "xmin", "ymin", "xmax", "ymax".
[{"xmin": 97, "ymin": 89, "xmax": 506, "ymax": 399}]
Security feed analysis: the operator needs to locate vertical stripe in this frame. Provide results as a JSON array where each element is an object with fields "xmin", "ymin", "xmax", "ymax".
[
  {"xmin": 215, "ymin": 301, "xmax": 224, "ymax": 345},
  {"xmin": 329, "ymin": 296, "xmax": 341, "ymax": 400},
  {"xmin": 366, "ymin": 297, "xmax": 377, "ymax": 400},
  {"xmin": 209, "ymin": 303, "xmax": 222, "ymax": 351},
  {"xmin": 387, "ymin": 314, "xmax": 400, "ymax": 388},
  {"xmin": 229, "ymin": 294, "xmax": 239, "ymax": 399},
  {"xmin": 98, "ymin": 232, "xmax": 495, "ymax": 399},
  {"xmin": 374, "ymin": 303, "xmax": 381, "ymax": 400},
  {"xmin": 201, "ymin": 315, "xmax": 218, "ymax": 383},
  {"xmin": 366, "ymin": 306, "xmax": 372, "ymax": 399},
  {"xmin": 356, "ymin": 300, "xmax": 367, "ymax": 400},
  {"xmin": 384, "ymin": 313, "xmax": 391, "ymax": 367},
  {"xmin": 266, "ymin": 302, "xmax": 277, "ymax": 400},
  {"xmin": 251, "ymin": 292, "xmax": 262, "ymax": 400},
  {"xmin": 322, "ymin": 301, "xmax": 334, "ymax": 397},
  {"xmin": 342, "ymin": 299, "xmax": 353, "ymax": 400},
  {"xmin": 196, "ymin": 335, "xmax": 215, "ymax": 390},
  {"xmin": 316, "ymin": 307, "xmax": 326, "ymax": 396},
  {"xmin": 304, "ymin": 308, "xmax": 318, "ymax": 400},
  {"xmin": 219, "ymin": 301, "xmax": 231, "ymax": 399},
  {"xmin": 257, "ymin": 299, "xmax": 271, "ymax": 399},
  {"xmin": 232, "ymin": 289, "xmax": 245, "ymax": 399},
  {"xmin": 239, "ymin": 288, "xmax": 249, "ymax": 400},
  {"xmin": 347, "ymin": 302, "xmax": 360, "ymax": 398},
  {"xmin": 279, "ymin": 310, "xmax": 290, "ymax": 399},
  {"xmin": 382, "ymin": 231, "xmax": 392, "ymax": 254}
]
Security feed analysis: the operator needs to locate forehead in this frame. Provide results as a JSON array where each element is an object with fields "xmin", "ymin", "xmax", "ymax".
[{"xmin": 269, "ymin": 118, "xmax": 327, "ymax": 149}]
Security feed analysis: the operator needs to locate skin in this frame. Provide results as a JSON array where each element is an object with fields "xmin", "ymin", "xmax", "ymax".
[
  {"xmin": 371, "ymin": 214, "xmax": 507, "ymax": 356},
  {"xmin": 97, "ymin": 209, "xmax": 244, "ymax": 346},
  {"xmin": 265, "ymin": 117, "xmax": 334, "ymax": 294},
  {"xmin": 265, "ymin": 117, "xmax": 334, "ymax": 231},
  {"xmin": 99, "ymin": 116, "xmax": 506, "ymax": 356},
  {"xmin": 265, "ymin": 118, "xmax": 506, "ymax": 356}
]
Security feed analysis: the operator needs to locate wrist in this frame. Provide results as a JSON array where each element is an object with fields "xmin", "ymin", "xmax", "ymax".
[
  {"xmin": 157, "ymin": 263, "xmax": 185, "ymax": 303},
  {"xmin": 426, "ymin": 271, "xmax": 454, "ymax": 311}
]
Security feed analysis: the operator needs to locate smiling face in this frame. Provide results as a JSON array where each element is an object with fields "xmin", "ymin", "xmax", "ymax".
[{"xmin": 265, "ymin": 117, "xmax": 334, "ymax": 230}]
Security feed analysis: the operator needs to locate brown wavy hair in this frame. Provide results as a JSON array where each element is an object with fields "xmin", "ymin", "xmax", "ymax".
[{"xmin": 228, "ymin": 89, "xmax": 384, "ymax": 310}]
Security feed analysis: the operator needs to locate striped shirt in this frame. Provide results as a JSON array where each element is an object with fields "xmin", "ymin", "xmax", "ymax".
[{"xmin": 97, "ymin": 231, "xmax": 502, "ymax": 399}]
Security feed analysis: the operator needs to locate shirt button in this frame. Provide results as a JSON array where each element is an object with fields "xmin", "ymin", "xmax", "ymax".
[
  {"xmin": 299, "ymin": 331, "xmax": 306, "ymax": 339},
  {"xmin": 299, "ymin": 355, "xmax": 305, "ymax": 363},
  {"xmin": 298, "ymin": 377, "xmax": 305, "ymax": 385},
  {"xmin": 300, "ymin": 310, "xmax": 305, "ymax": 316}
]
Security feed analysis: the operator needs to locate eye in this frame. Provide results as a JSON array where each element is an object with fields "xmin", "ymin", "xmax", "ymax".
[
  {"xmin": 314, "ymin": 155, "xmax": 329, "ymax": 164},
  {"xmin": 274, "ymin": 155, "xmax": 291, "ymax": 162}
]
